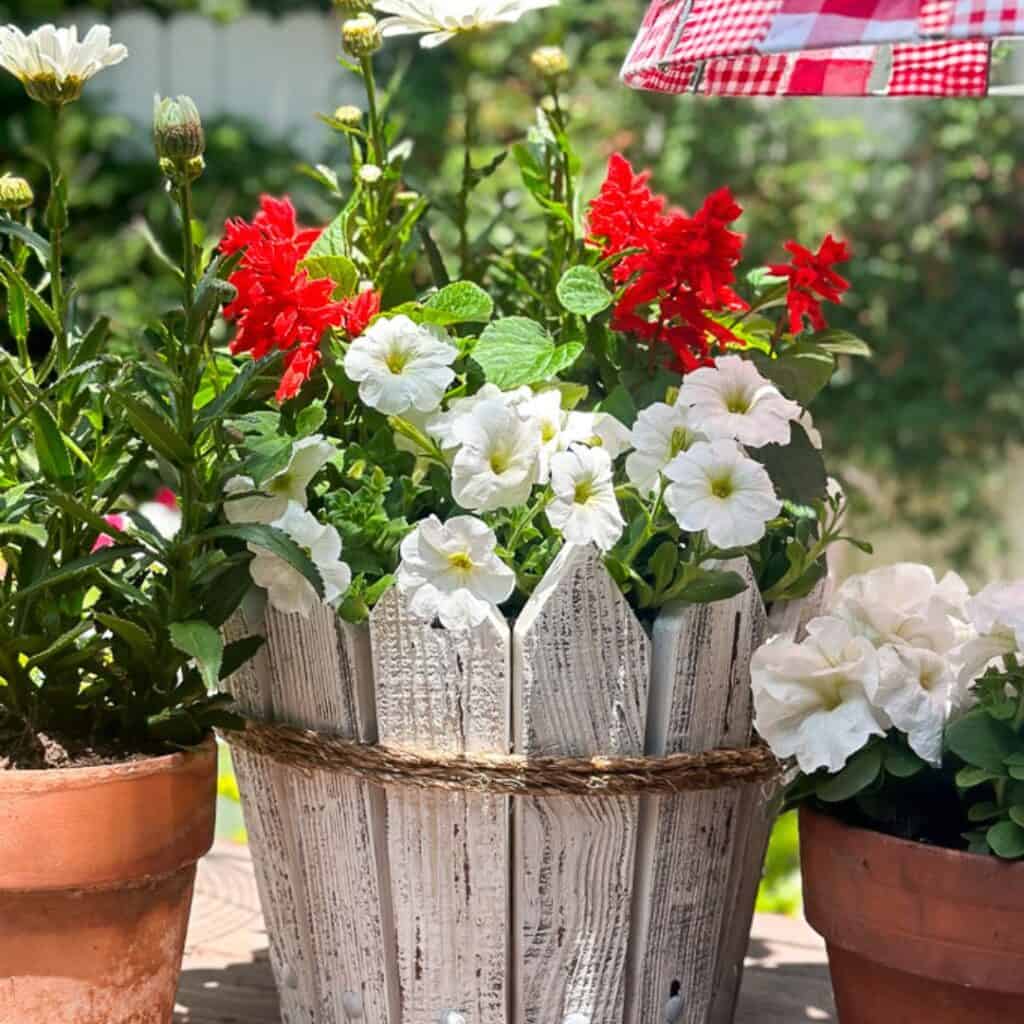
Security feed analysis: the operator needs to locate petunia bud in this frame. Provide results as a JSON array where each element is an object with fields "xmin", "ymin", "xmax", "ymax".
[
  {"xmin": 153, "ymin": 95, "xmax": 205, "ymax": 163},
  {"xmin": 530, "ymin": 45, "xmax": 570, "ymax": 79},
  {"xmin": 334, "ymin": 104, "xmax": 363, "ymax": 126},
  {"xmin": 0, "ymin": 173, "xmax": 34, "ymax": 212},
  {"xmin": 342, "ymin": 14, "xmax": 383, "ymax": 58}
]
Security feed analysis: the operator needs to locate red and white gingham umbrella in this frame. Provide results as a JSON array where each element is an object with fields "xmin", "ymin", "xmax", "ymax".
[{"xmin": 623, "ymin": 1, "xmax": 1024, "ymax": 97}]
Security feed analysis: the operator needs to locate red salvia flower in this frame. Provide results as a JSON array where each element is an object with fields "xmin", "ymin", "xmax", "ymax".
[
  {"xmin": 769, "ymin": 234, "xmax": 852, "ymax": 336},
  {"xmin": 221, "ymin": 195, "xmax": 381, "ymax": 403},
  {"xmin": 587, "ymin": 155, "xmax": 748, "ymax": 371}
]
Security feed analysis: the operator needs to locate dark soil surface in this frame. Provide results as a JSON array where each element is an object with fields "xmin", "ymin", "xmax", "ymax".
[{"xmin": 0, "ymin": 720, "xmax": 160, "ymax": 771}]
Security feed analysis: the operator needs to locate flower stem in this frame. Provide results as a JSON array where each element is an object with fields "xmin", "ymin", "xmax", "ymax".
[
  {"xmin": 360, "ymin": 56, "xmax": 385, "ymax": 167},
  {"xmin": 48, "ymin": 104, "xmax": 67, "ymax": 374},
  {"xmin": 456, "ymin": 53, "xmax": 475, "ymax": 277}
]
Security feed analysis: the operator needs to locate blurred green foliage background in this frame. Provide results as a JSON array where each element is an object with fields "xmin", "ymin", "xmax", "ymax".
[{"xmin": 2, "ymin": 0, "xmax": 1023, "ymax": 913}]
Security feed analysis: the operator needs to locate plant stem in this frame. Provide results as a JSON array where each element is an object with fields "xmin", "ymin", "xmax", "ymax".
[
  {"xmin": 48, "ymin": 105, "xmax": 67, "ymax": 374},
  {"xmin": 179, "ymin": 180, "xmax": 196, "ymax": 318},
  {"xmin": 456, "ymin": 54, "xmax": 475, "ymax": 277},
  {"xmin": 360, "ymin": 56, "xmax": 385, "ymax": 167}
]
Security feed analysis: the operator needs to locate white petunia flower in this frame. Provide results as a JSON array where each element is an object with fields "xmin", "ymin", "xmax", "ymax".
[
  {"xmin": 957, "ymin": 581, "xmax": 1024, "ymax": 685},
  {"xmin": 344, "ymin": 314, "xmax": 457, "ymax": 415},
  {"xmin": 225, "ymin": 435, "xmax": 336, "ymax": 525},
  {"xmin": 547, "ymin": 446, "xmax": 624, "ymax": 551},
  {"xmin": 0, "ymin": 24, "xmax": 127, "ymax": 105},
  {"xmin": 676, "ymin": 354, "xmax": 802, "ymax": 448},
  {"xmin": 451, "ymin": 397, "xmax": 541, "ymax": 512},
  {"xmin": 396, "ymin": 514, "xmax": 515, "ymax": 630},
  {"xmin": 425, "ymin": 383, "xmax": 531, "ymax": 453},
  {"xmin": 831, "ymin": 563, "xmax": 972, "ymax": 658},
  {"xmin": 663, "ymin": 439, "xmax": 781, "ymax": 549},
  {"xmin": 625, "ymin": 401, "xmax": 708, "ymax": 495},
  {"xmin": 374, "ymin": 0, "xmax": 558, "ymax": 49},
  {"xmin": 869, "ymin": 643, "xmax": 958, "ymax": 766},
  {"xmin": 519, "ymin": 388, "xmax": 566, "ymax": 483},
  {"xmin": 248, "ymin": 502, "xmax": 352, "ymax": 617},
  {"xmin": 752, "ymin": 616, "xmax": 888, "ymax": 774},
  {"xmin": 563, "ymin": 410, "xmax": 633, "ymax": 459},
  {"xmin": 799, "ymin": 409, "xmax": 823, "ymax": 449}
]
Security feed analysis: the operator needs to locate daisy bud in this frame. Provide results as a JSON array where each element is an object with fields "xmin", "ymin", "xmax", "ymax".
[
  {"xmin": 530, "ymin": 45, "xmax": 570, "ymax": 79},
  {"xmin": 153, "ymin": 94, "xmax": 205, "ymax": 163},
  {"xmin": 342, "ymin": 15, "xmax": 383, "ymax": 58},
  {"xmin": 0, "ymin": 173, "xmax": 34, "ymax": 212},
  {"xmin": 334, "ymin": 104, "xmax": 363, "ymax": 126},
  {"xmin": 540, "ymin": 95, "xmax": 557, "ymax": 113},
  {"xmin": 358, "ymin": 164, "xmax": 383, "ymax": 185},
  {"xmin": 334, "ymin": 0, "xmax": 373, "ymax": 12}
]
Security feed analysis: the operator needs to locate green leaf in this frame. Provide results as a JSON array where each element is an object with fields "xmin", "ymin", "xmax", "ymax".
[
  {"xmin": 424, "ymin": 281, "xmax": 494, "ymax": 324},
  {"xmin": 986, "ymin": 820, "xmax": 1024, "ymax": 859},
  {"xmin": 95, "ymin": 613, "xmax": 154, "ymax": 660},
  {"xmin": 816, "ymin": 743, "xmax": 884, "ymax": 803},
  {"xmin": 6, "ymin": 277, "xmax": 27, "ymax": 342},
  {"xmin": 0, "ymin": 254, "xmax": 61, "ymax": 337},
  {"xmin": 957, "ymin": 765, "xmax": 1004, "ymax": 788},
  {"xmin": 751, "ymin": 424, "xmax": 827, "ymax": 504},
  {"xmin": 673, "ymin": 568, "xmax": 748, "ymax": 605},
  {"xmin": 0, "ymin": 216, "xmax": 51, "ymax": 262},
  {"xmin": 807, "ymin": 329, "xmax": 873, "ymax": 358},
  {"xmin": 597, "ymin": 385, "xmax": 637, "ymax": 427},
  {"xmin": 947, "ymin": 710, "xmax": 1020, "ymax": 773},
  {"xmin": 0, "ymin": 521, "xmax": 48, "ymax": 546},
  {"xmin": 472, "ymin": 317, "xmax": 583, "ymax": 389},
  {"xmin": 30, "ymin": 404, "xmax": 74, "ymax": 484},
  {"xmin": 884, "ymin": 742, "xmax": 926, "ymax": 779},
  {"xmin": 556, "ymin": 266, "xmax": 613, "ymax": 320},
  {"xmin": 751, "ymin": 344, "xmax": 836, "ymax": 405},
  {"xmin": 1009, "ymin": 805, "xmax": 1024, "ymax": 829},
  {"xmin": 1, "ymin": 546, "xmax": 142, "ymax": 609},
  {"xmin": 967, "ymin": 801, "xmax": 1002, "ymax": 822},
  {"xmin": 169, "ymin": 621, "xmax": 224, "ymax": 691},
  {"xmin": 199, "ymin": 524, "xmax": 324, "ymax": 599},
  {"xmin": 298, "ymin": 254, "xmax": 358, "ymax": 296},
  {"xmin": 295, "ymin": 400, "xmax": 327, "ymax": 437},
  {"xmin": 307, "ymin": 212, "xmax": 349, "ymax": 261},
  {"xmin": 221, "ymin": 635, "xmax": 265, "ymax": 679},
  {"xmin": 113, "ymin": 394, "xmax": 193, "ymax": 464}
]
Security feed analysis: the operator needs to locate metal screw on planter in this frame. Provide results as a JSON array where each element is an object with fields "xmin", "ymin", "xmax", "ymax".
[{"xmin": 223, "ymin": 547, "xmax": 827, "ymax": 1023}]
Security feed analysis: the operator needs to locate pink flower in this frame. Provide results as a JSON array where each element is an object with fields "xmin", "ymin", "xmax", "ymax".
[{"xmin": 92, "ymin": 513, "xmax": 127, "ymax": 553}]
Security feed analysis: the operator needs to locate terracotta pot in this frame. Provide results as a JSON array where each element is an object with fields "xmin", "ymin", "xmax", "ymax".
[
  {"xmin": 0, "ymin": 738, "xmax": 217, "ymax": 1024},
  {"xmin": 801, "ymin": 805, "xmax": 1024, "ymax": 1024}
]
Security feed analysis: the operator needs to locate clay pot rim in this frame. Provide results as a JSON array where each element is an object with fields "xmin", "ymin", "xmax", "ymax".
[{"xmin": 0, "ymin": 734, "xmax": 216, "ymax": 792}]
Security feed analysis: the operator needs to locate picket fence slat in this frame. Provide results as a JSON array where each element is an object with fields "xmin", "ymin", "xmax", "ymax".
[
  {"xmin": 370, "ymin": 587, "xmax": 511, "ymax": 1024},
  {"xmin": 165, "ymin": 14, "xmax": 224, "ymax": 120},
  {"xmin": 512, "ymin": 544, "xmax": 651, "ymax": 1024},
  {"xmin": 624, "ymin": 559, "xmax": 767, "ymax": 1024},
  {"xmin": 263, "ymin": 604, "xmax": 399, "ymax": 1024},
  {"xmin": 223, "ymin": 599, "xmax": 317, "ymax": 1024}
]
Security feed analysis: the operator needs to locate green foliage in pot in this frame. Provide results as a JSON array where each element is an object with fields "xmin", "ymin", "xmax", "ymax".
[{"xmin": 0, "ymin": 28, "xmax": 317, "ymax": 765}]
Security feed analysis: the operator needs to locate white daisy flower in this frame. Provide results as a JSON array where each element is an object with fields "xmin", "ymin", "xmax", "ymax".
[
  {"xmin": 625, "ymin": 401, "xmax": 708, "ymax": 495},
  {"xmin": 957, "ymin": 581, "xmax": 1024, "ymax": 685},
  {"xmin": 374, "ymin": 0, "xmax": 559, "ymax": 49},
  {"xmin": 563, "ymin": 410, "xmax": 633, "ymax": 459},
  {"xmin": 396, "ymin": 514, "xmax": 515, "ymax": 630},
  {"xmin": 248, "ymin": 502, "xmax": 352, "ymax": 618},
  {"xmin": 663, "ymin": 439, "xmax": 781, "ymax": 549},
  {"xmin": 344, "ymin": 314, "xmax": 457, "ymax": 416},
  {"xmin": 451, "ymin": 397, "xmax": 541, "ymax": 512},
  {"xmin": 676, "ymin": 354, "xmax": 802, "ymax": 448},
  {"xmin": 0, "ymin": 24, "xmax": 127, "ymax": 106},
  {"xmin": 225, "ymin": 435, "xmax": 336, "ymax": 525},
  {"xmin": 547, "ymin": 445, "xmax": 624, "ymax": 552},
  {"xmin": 752, "ymin": 616, "xmax": 888, "ymax": 775}
]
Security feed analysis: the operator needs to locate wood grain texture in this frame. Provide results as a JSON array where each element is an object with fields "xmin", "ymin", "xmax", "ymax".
[
  {"xmin": 370, "ymin": 586, "xmax": 510, "ymax": 1024},
  {"xmin": 709, "ymin": 581, "xmax": 828, "ymax": 1024},
  {"xmin": 624, "ymin": 560, "xmax": 767, "ymax": 1024},
  {"xmin": 262, "ymin": 604, "xmax": 399, "ymax": 1024},
  {"xmin": 512, "ymin": 545, "xmax": 651, "ymax": 1024},
  {"xmin": 223, "ymin": 598, "xmax": 316, "ymax": 1023}
]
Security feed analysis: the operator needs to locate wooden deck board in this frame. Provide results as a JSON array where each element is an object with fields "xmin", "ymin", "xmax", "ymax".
[{"xmin": 175, "ymin": 843, "xmax": 836, "ymax": 1024}]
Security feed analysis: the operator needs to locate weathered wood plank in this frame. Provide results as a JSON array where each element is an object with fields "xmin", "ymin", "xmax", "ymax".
[
  {"xmin": 370, "ymin": 587, "xmax": 510, "ymax": 1024},
  {"xmin": 222, "ymin": 597, "xmax": 316, "ymax": 1024},
  {"xmin": 709, "ymin": 581, "xmax": 828, "ymax": 1024},
  {"xmin": 512, "ymin": 544, "xmax": 651, "ymax": 1024},
  {"xmin": 262, "ymin": 604, "xmax": 399, "ymax": 1024},
  {"xmin": 624, "ymin": 559, "xmax": 767, "ymax": 1024}
]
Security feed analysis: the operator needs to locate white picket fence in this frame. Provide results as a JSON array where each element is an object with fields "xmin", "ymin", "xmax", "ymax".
[
  {"xmin": 66, "ymin": 10, "xmax": 358, "ymax": 155},
  {"xmin": 225, "ymin": 545, "xmax": 825, "ymax": 1024}
]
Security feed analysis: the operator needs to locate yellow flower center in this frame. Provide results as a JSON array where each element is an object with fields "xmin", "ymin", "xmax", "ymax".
[
  {"xmin": 490, "ymin": 448, "xmax": 511, "ymax": 474},
  {"xmin": 541, "ymin": 421, "xmax": 558, "ymax": 443},
  {"xmin": 725, "ymin": 390, "xmax": 750, "ymax": 414},
  {"xmin": 669, "ymin": 427, "xmax": 693, "ymax": 457},
  {"xmin": 385, "ymin": 349, "xmax": 409, "ymax": 374},
  {"xmin": 448, "ymin": 551, "xmax": 474, "ymax": 572},
  {"xmin": 710, "ymin": 475, "xmax": 735, "ymax": 500},
  {"xmin": 574, "ymin": 479, "xmax": 594, "ymax": 504}
]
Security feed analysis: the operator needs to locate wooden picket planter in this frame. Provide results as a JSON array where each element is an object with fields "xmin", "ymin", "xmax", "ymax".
[{"xmin": 225, "ymin": 546, "xmax": 823, "ymax": 1024}]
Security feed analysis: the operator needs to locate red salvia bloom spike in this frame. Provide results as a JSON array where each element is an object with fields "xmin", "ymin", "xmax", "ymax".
[
  {"xmin": 220, "ymin": 194, "xmax": 382, "ymax": 402},
  {"xmin": 769, "ymin": 233, "xmax": 852, "ymax": 336}
]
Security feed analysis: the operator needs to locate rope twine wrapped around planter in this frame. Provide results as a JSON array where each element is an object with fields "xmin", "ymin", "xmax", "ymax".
[{"xmin": 222, "ymin": 720, "xmax": 781, "ymax": 797}]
